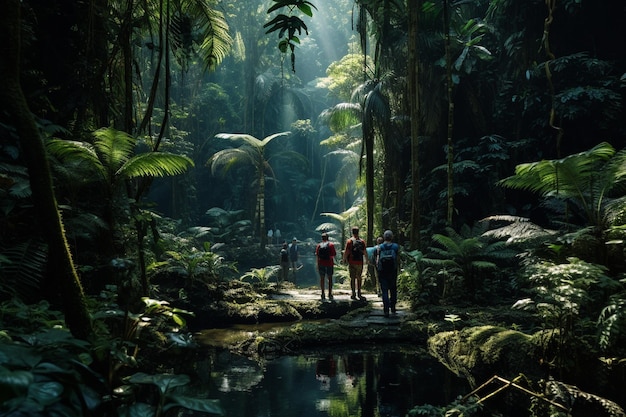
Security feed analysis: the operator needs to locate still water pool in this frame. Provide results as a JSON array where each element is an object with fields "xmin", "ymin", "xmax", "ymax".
[{"xmin": 204, "ymin": 346, "xmax": 469, "ymax": 417}]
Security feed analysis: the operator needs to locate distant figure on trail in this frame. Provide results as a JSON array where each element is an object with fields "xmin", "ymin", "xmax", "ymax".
[
  {"xmin": 289, "ymin": 237, "xmax": 299, "ymax": 281},
  {"xmin": 316, "ymin": 232, "xmax": 336, "ymax": 301},
  {"xmin": 279, "ymin": 242, "xmax": 289, "ymax": 283},
  {"xmin": 343, "ymin": 226, "xmax": 366, "ymax": 300},
  {"xmin": 367, "ymin": 236, "xmax": 384, "ymax": 296},
  {"xmin": 376, "ymin": 230, "xmax": 400, "ymax": 317}
]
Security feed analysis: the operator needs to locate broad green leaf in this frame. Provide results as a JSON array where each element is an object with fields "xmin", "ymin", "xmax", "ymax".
[
  {"xmin": 127, "ymin": 372, "xmax": 191, "ymax": 394},
  {"xmin": 164, "ymin": 394, "xmax": 225, "ymax": 415},
  {"xmin": 28, "ymin": 381, "xmax": 63, "ymax": 406}
]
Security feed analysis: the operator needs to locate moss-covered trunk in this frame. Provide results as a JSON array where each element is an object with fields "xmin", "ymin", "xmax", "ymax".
[{"xmin": 0, "ymin": 0, "xmax": 93, "ymax": 340}]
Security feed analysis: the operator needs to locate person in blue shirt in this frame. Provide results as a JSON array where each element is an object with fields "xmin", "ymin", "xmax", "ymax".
[{"xmin": 376, "ymin": 230, "xmax": 400, "ymax": 317}]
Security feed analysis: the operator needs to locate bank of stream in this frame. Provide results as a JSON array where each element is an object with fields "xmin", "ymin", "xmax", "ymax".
[{"xmin": 168, "ymin": 279, "xmax": 625, "ymax": 416}]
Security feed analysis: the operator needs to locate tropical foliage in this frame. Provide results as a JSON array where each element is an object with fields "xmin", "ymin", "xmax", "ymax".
[{"xmin": 2, "ymin": 0, "xmax": 626, "ymax": 414}]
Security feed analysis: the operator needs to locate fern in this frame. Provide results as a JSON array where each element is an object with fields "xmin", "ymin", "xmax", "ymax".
[
  {"xmin": 0, "ymin": 240, "xmax": 47, "ymax": 300},
  {"xmin": 598, "ymin": 296, "xmax": 626, "ymax": 351}
]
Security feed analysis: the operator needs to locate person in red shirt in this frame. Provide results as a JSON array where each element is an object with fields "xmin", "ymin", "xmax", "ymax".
[
  {"xmin": 316, "ymin": 232, "xmax": 337, "ymax": 300},
  {"xmin": 343, "ymin": 226, "xmax": 366, "ymax": 300}
]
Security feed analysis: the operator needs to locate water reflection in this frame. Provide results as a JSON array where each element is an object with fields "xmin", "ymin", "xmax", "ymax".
[{"xmin": 207, "ymin": 347, "xmax": 468, "ymax": 417}]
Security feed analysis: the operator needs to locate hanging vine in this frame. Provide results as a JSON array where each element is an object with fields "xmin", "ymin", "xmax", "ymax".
[{"xmin": 542, "ymin": 0, "xmax": 564, "ymax": 158}]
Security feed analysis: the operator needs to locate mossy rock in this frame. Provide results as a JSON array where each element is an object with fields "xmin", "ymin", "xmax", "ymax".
[{"xmin": 428, "ymin": 325, "xmax": 541, "ymax": 386}]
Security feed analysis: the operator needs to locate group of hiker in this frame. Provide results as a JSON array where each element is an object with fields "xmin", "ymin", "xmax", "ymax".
[
  {"xmin": 279, "ymin": 226, "xmax": 400, "ymax": 318},
  {"xmin": 316, "ymin": 227, "xmax": 400, "ymax": 317}
]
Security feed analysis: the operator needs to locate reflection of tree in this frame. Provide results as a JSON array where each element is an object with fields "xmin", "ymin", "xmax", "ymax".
[{"xmin": 214, "ymin": 356, "xmax": 264, "ymax": 393}]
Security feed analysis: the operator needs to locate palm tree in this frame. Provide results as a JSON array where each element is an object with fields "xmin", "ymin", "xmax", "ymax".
[
  {"xmin": 320, "ymin": 78, "xmax": 391, "ymax": 245},
  {"xmin": 46, "ymin": 127, "xmax": 194, "ymax": 292},
  {"xmin": 208, "ymin": 132, "xmax": 299, "ymax": 248},
  {"xmin": 319, "ymin": 205, "xmax": 362, "ymax": 251},
  {"xmin": 48, "ymin": 127, "xmax": 194, "ymax": 222}
]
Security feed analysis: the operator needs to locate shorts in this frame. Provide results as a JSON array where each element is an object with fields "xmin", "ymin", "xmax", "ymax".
[
  {"xmin": 348, "ymin": 263, "xmax": 364, "ymax": 278},
  {"xmin": 318, "ymin": 265, "xmax": 334, "ymax": 277}
]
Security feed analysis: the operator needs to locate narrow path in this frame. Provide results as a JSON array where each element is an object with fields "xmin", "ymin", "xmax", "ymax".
[{"xmin": 271, "ymin": 286, "xmax": 407, "ymax": 326}]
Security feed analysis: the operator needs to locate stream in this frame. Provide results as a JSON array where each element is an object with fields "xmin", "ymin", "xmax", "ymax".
[{"xmin": 199, "ymin": 345, "xmax": 469, "ymax": 417}]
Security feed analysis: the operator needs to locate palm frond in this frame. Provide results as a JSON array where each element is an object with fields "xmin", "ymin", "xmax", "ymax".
[
  {"xmin": 93, "ymin": 127, "xmax": 136, "ymax": 175},
  {"xmin": 315, "ymin": 222, "xmax": 340, "ymax": 232},
  {"xmin": 215, "ymin": 133, "xmax": 261, "ymax": 147},
  {"xmin": 183, "ymin": 0, "xmax": 232, "ymax": 72},
  {"xmin": 320, "ymin": 212, "xmax": 346, "ymax": 223},
  {"xmin": 46, "ymin": 138, "xmax": 105, "ymax": 180},
  {"xmin": 319, "ymin": 104, "xmax": 362, "ymax": 133},
  {"xmin": 261, "ymin": 131, "xmax": 291, "ymax": 146},
  {"xmin": 207, "ymin": 148, "xmax": 254, "ymax": 176},
  {"xmin": 481, "ymin": 215, "xmax": 559, "ymax": 245},
  {"xmin": 498, "ymin": 142, "xmax": 615, "ymax": 197},
  {"xmin": 119, "ymin": 152, "xmax": 193, "ymax": 178}
]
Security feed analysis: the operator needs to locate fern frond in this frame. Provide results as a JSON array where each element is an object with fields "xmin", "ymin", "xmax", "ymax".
[
  {"xmin": 481, "ymin": 215, "xmax": 559, "ymax": 244},
  {"xmin": 498, "ymin": 142, "xmax": 615, "ymax": 198},
  {"xmin": 119, "ymin": 152, "xmax": 193, "ymax": 178},
  {"xmin": 46, "ymin": 138, "xmax": 106, "ymax": 180},
  {"xmin": 93, "ymin": 127, "xmax": 136, "ymax": 174},
  {"xmin": 0, "ymin": 240, "xmax": 47, "ymax": 300},
  {"xmin": 187, "ymin": 0, "xmax": 233, "ymax": 72},
  {"xmin": 598, "ymin": 296, "xmax": 626, "ymax": 351},
  {"xmin": 431, "ymin": 233, "xmax": 462, "ymax": 255}
]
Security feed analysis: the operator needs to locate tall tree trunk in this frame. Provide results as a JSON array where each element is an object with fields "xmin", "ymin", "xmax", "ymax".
[
  {"xmin": 408, "ymin": 0, "xmax": 421, "ymax": 250},
  {"xmin": 258, "ymin": 151, "xmax": 267, "ymax": 248},
  {"xmin": 365, "ymin": 128, "xmax": 375, "ymax": 246},
  {"xmin": 121, "ymin": 0, "xmax": 135, "ymax": 132},
  {"xmin": 443, "ymin": 0, "xmax": 455, "ymax": 226},
  {"xmin": 0, "ymin": 0, "xmax": 93, "ymax": 340}
]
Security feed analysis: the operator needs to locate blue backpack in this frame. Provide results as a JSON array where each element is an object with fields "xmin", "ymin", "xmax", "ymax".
[{"xmin": 377, "ymin": 243, "xmax": 397, "ymax": 273}]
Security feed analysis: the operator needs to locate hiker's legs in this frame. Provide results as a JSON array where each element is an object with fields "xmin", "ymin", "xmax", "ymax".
[
  {"xmin": 318, "ymin": 266, "xmax": 325, "ymax": 298},
  {"xmin": 281, "ymin": 263, "xmax": 289, "ymax": 282},
  {"xmin": 349, "ymin": 264, "xmax": 363, "ymax": 298},
  {"xmin": 290, "ymin": 261, "xmax": 297, "ymax": 281},
  {"xmin": 327, "ymin": 274, "xmax": 333, "ymax": 299},
  {"xmin": 349, "ymin": 264, "xmax": 364, "ymax": 297},
  {"xmin": 379, "ymin": 275, "xmax": 390, "ymax": 315},
  {"xmin": 389, "ymin": 274, "xmax": 398, "ymax": 312}
]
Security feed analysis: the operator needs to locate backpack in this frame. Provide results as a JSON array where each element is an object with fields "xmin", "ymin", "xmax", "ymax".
[
  {"xmin": 351, "ymin": 238, "xmax": 365, "ymax": 261},
  {"xmin": 377, "ymin": 243, "xmax": 397, "ymax": 273},
  {"xmin": 289, "ymin": 244, "xmax": 298, "ymax": 260},
  {"xmin": 318, "ymin": 242, "xmax": 330, "ymax": 260},
  {"xmin": 280, "ymin": 248, "xmax": 289, "ymax": 262}
]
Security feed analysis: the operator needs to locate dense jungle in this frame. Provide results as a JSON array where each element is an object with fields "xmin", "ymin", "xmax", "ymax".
[{"xmin": 1, "ymin": 0, "xmax": 626, "ymax": 416}]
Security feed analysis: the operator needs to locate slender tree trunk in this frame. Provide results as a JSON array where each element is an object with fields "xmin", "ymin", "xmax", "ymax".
[
  {"xmin": 121, "ymin": 0, "xmax": 135, "ymax": 132},
  {"xmin": 258, "ymin": 151, "xmax": 267, "ymax": 248},
  {"xmin": 408, "ymin": 0, "xmax": 421, "ymax": 250},
  {"xmin": 0, "ymin": 0, "xmax": 92, "ymax": 340},
  {"xmin": 443, "ymin": 0, "xmax": 455, "ymax": 226},
  {"xmin": 365, "ymin": 129, "xmax": 375, "ymax": 246}
]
